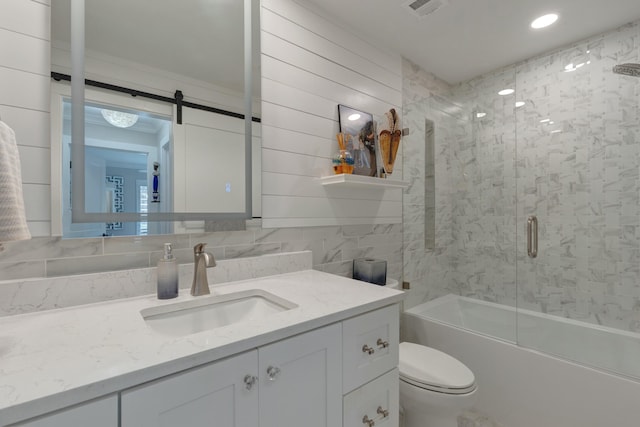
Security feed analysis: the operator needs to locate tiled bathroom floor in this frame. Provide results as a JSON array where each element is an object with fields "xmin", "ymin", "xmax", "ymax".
[{"xmin": 458, "ymin": 409, "xmax": 504, "ymax": 427}]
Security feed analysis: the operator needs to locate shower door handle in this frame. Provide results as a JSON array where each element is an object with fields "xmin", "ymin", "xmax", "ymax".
[{"xmin": 527, "ymin": 215, "xmax": 538, "ymax": 258}]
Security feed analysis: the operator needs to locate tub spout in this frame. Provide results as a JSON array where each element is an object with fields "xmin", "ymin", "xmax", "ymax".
[{"xmin": 191, "ymin": 243, "xmax": 216, "ymax": 296}]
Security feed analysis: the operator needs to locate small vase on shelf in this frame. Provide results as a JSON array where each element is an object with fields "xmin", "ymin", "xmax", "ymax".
[{"xmin": 332, "ymin": 150, "xmax": 355, "ymax": 174}]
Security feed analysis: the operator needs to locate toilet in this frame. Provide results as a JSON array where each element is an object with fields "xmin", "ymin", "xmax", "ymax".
[{"xmin": 399, "ymin": 342, "xmax": 477, "ymax": 427}]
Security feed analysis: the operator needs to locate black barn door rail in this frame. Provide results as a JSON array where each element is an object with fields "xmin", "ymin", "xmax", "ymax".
[{"xmin": 51, "ymin": 72, "xmax": 261, "ymax": 124}]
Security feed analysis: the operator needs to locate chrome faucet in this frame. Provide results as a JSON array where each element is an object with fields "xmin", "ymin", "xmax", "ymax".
[{"xmin": 191, "ymin": 243, "xmax": 216, "ymax": 296}]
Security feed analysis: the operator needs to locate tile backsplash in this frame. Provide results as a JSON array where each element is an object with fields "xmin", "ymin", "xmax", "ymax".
[
  {"xmin": 0, "ymin": 220, "xmax": 403, "ymax": 284},
  {"xmin": 0, "ymin": 250, "xmax": 313, "ymax": 316}
]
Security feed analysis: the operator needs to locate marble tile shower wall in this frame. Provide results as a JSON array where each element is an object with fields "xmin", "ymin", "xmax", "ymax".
[
  {"xmin": 0, "ymin": 221, "xmax": 403, "ymax": 283},
  {"xmin": 452, "ymin": 21, "xmax": 640, "ymax": 331}
]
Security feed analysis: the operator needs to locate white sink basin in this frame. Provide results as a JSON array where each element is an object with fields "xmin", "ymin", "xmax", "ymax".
[{"xmin": 141, "ymin": 289, "xmax": 297, "ymax": 337}]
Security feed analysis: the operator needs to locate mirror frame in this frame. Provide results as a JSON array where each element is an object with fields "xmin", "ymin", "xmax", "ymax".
[{"xmin": 69, "ymin": 0, "xmax": 254, "ymax": 223}]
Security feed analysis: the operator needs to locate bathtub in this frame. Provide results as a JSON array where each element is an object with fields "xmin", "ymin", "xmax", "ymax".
[{"xmin": 402, "ymin": 294, "xmax": 640, "ymax": 427}]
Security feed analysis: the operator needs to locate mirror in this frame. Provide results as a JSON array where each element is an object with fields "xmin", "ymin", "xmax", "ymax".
[
  {"xmin": 50, "ymin": 0, "xmax": 261, "ymax": 237},
  {"xmin": 337, "ymin": 105, "xmax": 377, "ymax": 177}
]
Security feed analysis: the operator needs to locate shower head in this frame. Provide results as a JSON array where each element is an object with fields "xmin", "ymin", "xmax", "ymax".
[{"xmin": 613, "ymin": 63, "xmax": 640, "ymax": 77}]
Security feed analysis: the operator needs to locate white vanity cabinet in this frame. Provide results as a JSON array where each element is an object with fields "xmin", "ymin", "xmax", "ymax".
[
  {"xmin": 121, "ymin": 350, "xmax": 259, "ymax": 427},
  {"xmin": 11, "ymin": 396, "xmax": 118, "ymax": 427},
  {"xmin": 7, "ymin": 303, "xmax": 400, "ymax": 427},
  {"xmin": 120, "ymin": 323, "xmax": 341, "ymax": 427}
]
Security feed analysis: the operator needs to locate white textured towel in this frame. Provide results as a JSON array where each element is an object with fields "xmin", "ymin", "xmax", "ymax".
[{"xmin": 0, "ymin": 120, "xmax": 31, "ymax": 242}]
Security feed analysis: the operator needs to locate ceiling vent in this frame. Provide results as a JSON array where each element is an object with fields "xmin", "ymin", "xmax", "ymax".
[{"xmin": 403, "ymin": 0, "xmax": 448, "ymax": 18}]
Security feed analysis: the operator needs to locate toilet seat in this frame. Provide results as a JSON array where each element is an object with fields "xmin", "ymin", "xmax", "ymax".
[{"xmin": 399, "ymin": 342, "xmax": 476, "ymax": 395}]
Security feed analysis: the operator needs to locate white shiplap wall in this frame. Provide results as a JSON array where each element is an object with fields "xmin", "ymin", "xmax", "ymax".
[
  {"xmin": 260, "ymin": 0, "xmax": 403, "ymax": 228},
  {"xmin": 0, "ymin": 0, "xmax": 51, "ymax": 237}
]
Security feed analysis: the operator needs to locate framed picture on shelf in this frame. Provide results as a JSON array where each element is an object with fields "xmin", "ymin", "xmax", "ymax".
[{"xmin": 338, "ymin": 104, "xmax": 377, "ymax": 177}]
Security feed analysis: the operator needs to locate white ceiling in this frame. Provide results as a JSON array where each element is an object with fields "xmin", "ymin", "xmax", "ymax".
[{"xmin": 304, "ymin": 0, "xmax": 640, "ymax": 84}]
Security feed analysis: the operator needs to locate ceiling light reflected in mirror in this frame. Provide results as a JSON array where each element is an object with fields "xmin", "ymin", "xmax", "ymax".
[{"xmin": 100, "ymin": 109, "xmax": 139, "ymax": 128}]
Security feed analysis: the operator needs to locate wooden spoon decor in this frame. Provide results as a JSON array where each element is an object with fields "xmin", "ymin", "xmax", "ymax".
[{"xmin": 380, "ymin": 109, "xmax": 401, "ymax": 174}]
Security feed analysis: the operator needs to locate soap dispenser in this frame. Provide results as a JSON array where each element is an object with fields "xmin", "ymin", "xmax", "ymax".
[{"xmin": 157, "ymin": 243, "xmax": 179, "ymax": 299}]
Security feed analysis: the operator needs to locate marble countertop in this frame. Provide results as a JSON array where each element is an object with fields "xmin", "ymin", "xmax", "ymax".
[{"xmin": 0, "ymin": 269, "xmax": 404, "ymax": 425}]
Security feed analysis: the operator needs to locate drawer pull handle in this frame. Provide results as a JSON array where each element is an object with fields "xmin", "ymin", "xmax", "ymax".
[
  {"xmin": 266, "ymin": 366, "xmax": 281, "ymax": 381},
  {"xmin": 377, "ymin": 338, "xmax": 389, "ymax": 349},
  {"xmin": 243, "ymin": 374, "xmax": 258, "ymax": 390},
  {"xmin": 362, "ymin": 344, "xmax": 375, "ymax": 355},
  {"xmin": 362, "ymin": 415, "xmax": 375, "ymax": 426},
  {"xmin": 377, "ymin": 406, "xmax": 389, "ymax": 418}
]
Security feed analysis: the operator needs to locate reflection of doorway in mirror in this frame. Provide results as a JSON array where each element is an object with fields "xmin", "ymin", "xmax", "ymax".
[
  {"xmin": 59, "ymin": 98, "xmax": 173, "ymax": 238},
  {"xmin": 86, "ymin": 146, "xmax": 148, "ymax": 236}
]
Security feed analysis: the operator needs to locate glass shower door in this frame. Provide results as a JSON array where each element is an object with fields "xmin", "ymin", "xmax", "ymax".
[
  {"xmin": 450, "ymin": 67, "xmax": 519, "ymax": 343},
  {"xmin": 514, "ymin": 23, "xmax": 640, "ymax": 380}
]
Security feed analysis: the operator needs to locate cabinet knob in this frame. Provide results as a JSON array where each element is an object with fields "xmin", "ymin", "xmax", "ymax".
[
  {"xmin": 243, "ymin": 374, "xmax": 258, "ymax": 390},
  {"xmin": 376, "ymin": 338, "xmax": 389, "ymax": 349},
  {"xmin": 266, "ymin": 366, "xmax": 281, "ymax": 381},
  {"xmin": 377, "ymin": 406, "xmax": 389, "ymax": 418},
  {"xmin": 362, "ymin": 344, "xmax": 375, "ymax": 355},
  {"xmin": 362, "ymin": 415, "xmax": 375, "ymax": 427}
]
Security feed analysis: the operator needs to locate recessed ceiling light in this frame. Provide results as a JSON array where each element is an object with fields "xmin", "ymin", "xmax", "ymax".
[
  {"xmin": 348, "ymin": 113, "xmax": 361, "ymax": 121},
  {"xmin": 498, "ymin": 89, "xmax": 515, "ymax": 96},
  {"xmin": 540, "ymin": 118, "xmax": 551, "ymax": 123},
  {"xmin": 515, "ymin": 101, "xmax": 525, "ymax": 108},
  {"xmin": 550, "ymin": 129, "xmax": 562, "ymax": 134},
  {"xmin": 531, "ymin": 13, "xmax": 558, "ymax": 29},
  {"xmin": 476, "ymin": 112, "xmax": 487, "ymax": 118}
]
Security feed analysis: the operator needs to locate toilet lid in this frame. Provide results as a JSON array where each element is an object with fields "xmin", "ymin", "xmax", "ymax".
[{"xmin": 399, "ymin": 342, "xmax": 475, "ymax": 393}]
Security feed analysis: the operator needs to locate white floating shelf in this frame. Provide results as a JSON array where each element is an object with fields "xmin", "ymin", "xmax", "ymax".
[{"xmin": 319, "ymin": 174, "xmax": 409, "ymax": 189}]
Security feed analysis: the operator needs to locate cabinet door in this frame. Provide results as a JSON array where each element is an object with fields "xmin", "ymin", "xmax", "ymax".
[
  {"xmin": 12, "ymin": 395, "xmax": 117, "ymax": 427},
  {"xmin": 259, "ymin": 324, "xmax": 342, "ymax": 427},
  {"xmin": 121, "ymin": 350, "xmax": 258, "ymax": 427}
]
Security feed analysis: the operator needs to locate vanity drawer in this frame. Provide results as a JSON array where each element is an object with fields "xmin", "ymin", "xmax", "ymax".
[
  {"xmin": 342, "ymin": 304, "xmax": 399, "ymax": 393},
  {"xmin": 343, "ymin": 369, "xmax": 399, "ymax": 427}
]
